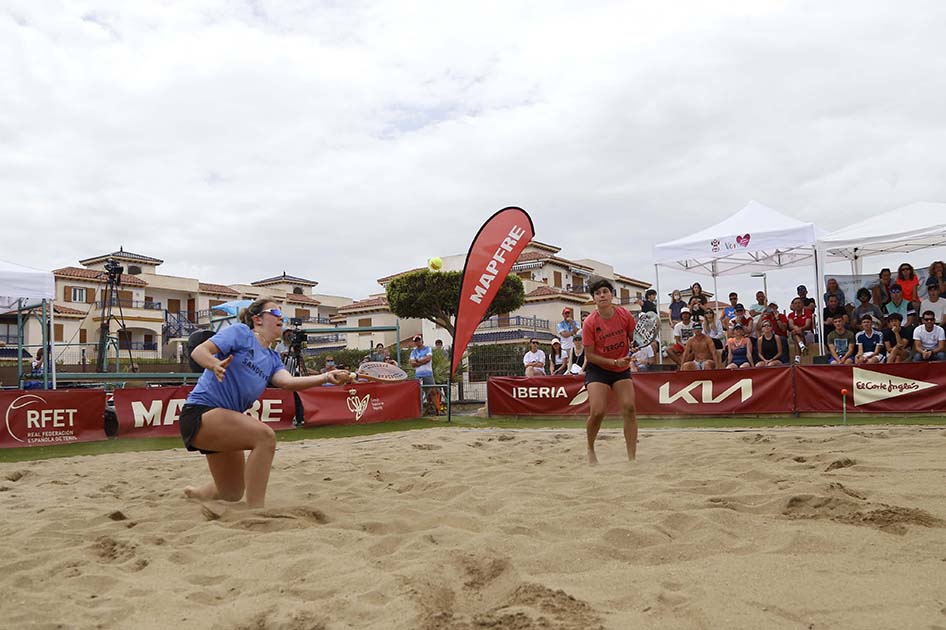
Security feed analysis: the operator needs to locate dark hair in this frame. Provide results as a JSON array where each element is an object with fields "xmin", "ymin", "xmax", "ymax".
[
  {"xmin": 856, "ymin": 288, "xmax": 871, "ymax": 300},
  {"xmin": 588, "ymin": 277, "xmax": 614, "ymax": 295},
  {"xmin": 923, "ymin": 310, "xmax": 936, "ymax": 319},
  {"xmin": 898, "ymin": 264, "xmax": 914, "ymax": 279},
  {"xmin": 240, "ymin": 298, "xmax": 276, "ymax": 328},
  {"xmin": 879, "ymin": 267, "xmax": 891, "ymax": 277},
  {"xmin": 691, "ymin": 282, "xmax": 703, "ymax": 293},
  {"xmin": 530, "ymin": 338, "xmax": 539, "ymax": 344},
  {"xmin": 729, "ymin": 292, "xmax": 738, "ymax": 298},
  {"xmin": 860, "ymin": 314, "xmax": 873, "ymax": 322},
  {"xmin": 645, "ymin": 289, "xmax": 657, "ymax": 299},
  {"xmin": 887, "ymin": 312, "xmax": 903, "ymax": 321}
]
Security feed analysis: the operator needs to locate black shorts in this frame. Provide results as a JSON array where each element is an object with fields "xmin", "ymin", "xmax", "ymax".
[
  {"xmin": 179, "ymin": 404, "xmax": 219, "ymax": 455},
  {"xmin": 584, "ymin": 362, "xmax": 631, "ymax": 387}
]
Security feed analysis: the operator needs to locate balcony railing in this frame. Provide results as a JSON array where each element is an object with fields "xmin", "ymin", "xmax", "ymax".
[
  {"xmin": 477, "ymin": 315, "xmax": 550, "ymax": 330},
  {"xmin": 94, "ymin": 299, "xmax": 164, "ymax": 310},
  {"xmin": 307, "ymin": 333, "xmax": 347, "ymax": 344},
  {"xmin": 121, "ymin": 341, "xmax": 159, "ymax": 351}
]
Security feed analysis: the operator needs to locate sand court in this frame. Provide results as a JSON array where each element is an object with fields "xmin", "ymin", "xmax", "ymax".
[{"xmin": 2, "ymin": 426, "xmax": 946, "ymax": 629}]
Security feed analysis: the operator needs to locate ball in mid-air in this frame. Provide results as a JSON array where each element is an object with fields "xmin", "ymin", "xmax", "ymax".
[{"xmin": 429, "ymin": 257, "xmax": 443, "ymax": 271}]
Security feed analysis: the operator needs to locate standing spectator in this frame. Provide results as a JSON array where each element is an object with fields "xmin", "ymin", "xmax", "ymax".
[
  {"xmin": 919, "ymin": 278, "xmax": 946, "ymax": 326},
  {"xmin": 320, "ymin": 355, "xmax": 337, "ymax": 374},
  {"xmin": 722, "ymin": 292, "xmax": 739, "ymax": 325},
  {"xmin": 569, "ymin": 335, "xmax": 586, "ymax": 375},
  {"xmin": 928, "ymin": 261, "xmax": 946, "ymax": 295},
  {"xmin": 756, "ymin": 320, "xmax": 784, "ymax": 366},
  {"xmin": 702, "ymin": 309, "xmax": 726, "ymax": 350},
  {"xmin": 896, "ymin": 263, "xmax": 921, "ymax": 307},
  {"xmin": 912, "ymin": 311, "xmax": 946, "ymax": 361},
  {"xmin": 368, "ymin": 342, "xmax": 388, "ymax": 363},
  {"xmin": 434, "ymin": 339, "xmax": 449, "ymax": 359},
  {"xmin": 409, "ymin": 335, "xmax": 435, "ymax": 407},
  {"xmin": 724, "ymin": 325, "xmax": 754, "ymax": 369},
  {"xmin": 826, "ymin": 317, "xmax": 856, "ymax": 365},
  {"xmin": 796, "ymin": 285, "xmax": 816, "ymax": 312},
  {"xmin": 788, "ymin": 297, "xmax": 814, "ymax": 359},
  {"xmin": 640, "ymin": 289, "xmax": 658, "ymax": 314},
  {"xmin": 749, "ymin": 291, "xmax": 767, "ymax": 317},
  {"xmin": 30, "ymin": 347, "xmax": 44, "ymax": 375},
  {"xmin": 855, "ymin": 316, "xmax": 885, "ymax": 364},
  {"xmin": 852, "ymin": 288, "xmax": 884, "ymax": 330},
  {"xmin": 557, "ymin": 307, "xmax": 580, "ymax": 362},
  {"xmin": 668, "ymin": 290, "xmax": 686, "ymax": 324},
  {"xmin": 688, "ymin": 296, "xmax": 706, "ymax": 322},
  {"xmin": 523, "ymin": 339, "xmax": 546, "ymax": 376},
  {"xmin": 824, "ymin": 278, "xmax": 847, "ymax": 308},
  {"xmin": 884, "ymin": 284, "xmax": 910, "ymax": 319},
  {"xmin": 872, "ymin": 268, "xmax": 893, "ymax": 307},
  {"xmin": 549, "ymin": 338, "xmax": 568, "ymax": 375},
  {"xmin": 690, "ymin": 282, "xmax": 708, "ymax": 305},
  {"xmin": 667, "ymin": 308, "xmax": 694, "ymax": 366},
  {"xmin": 681, "ymin": 323, "xmax": 718, "ymax": 371},
  {"xmin": 822, "ymin": 294, "xmax": 849, "ymax": 338},
  {"xmin": 883, "ymin": 313, "xmax": 911, "ymax": 363}
]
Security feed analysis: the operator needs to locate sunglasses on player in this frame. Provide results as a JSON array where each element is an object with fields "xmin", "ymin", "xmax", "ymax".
[{"xmin": 257, "ymin": 308, "xmax": 283, "ymax": 318}]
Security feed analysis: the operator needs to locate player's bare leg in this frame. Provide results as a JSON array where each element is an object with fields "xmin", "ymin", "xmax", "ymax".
[
  {"xmin": 585, "ymin": 382, "xmax": 611, "ymax": 465},
  {"xmin": 613, "ymin": 379, "xmax": 638, "ymax": 461}
]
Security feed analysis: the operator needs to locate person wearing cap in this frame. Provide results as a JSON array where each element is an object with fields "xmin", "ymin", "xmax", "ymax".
[
  {"xmin": 569, "ymin": 334, "xmax": 586, "ymax": 375},
  {"xmin": 523, "ymin": 338, "xmax": 547, "ymax": 376},
  {"xmin": 912, "ymin": 310, "xmax": 946, "ymax": 362},
  {"xmin": 728, "ymin": 303, "xmax": 754, "ymax": 337},
  {"xmin": 549, "ymin": 338, "xmax": 568, "ymax": 375},
  {"xmin": 797, "ymin": 285, "xmax": 816, "ymax": 313},
  {"xmin": 667, "ymin": 307, "xmax": 694, "ymax": 366},
  {"xmin": 409, "ymin": 335, "xmax": 435, "ymax": 408},
  {"xmin": 724, "ymin": 323, "xmax": 754, "ymax": 369},
  {"xmin": 681, "ymin": 322, "xmax": 718, "ymax": 371},
  {"xmin": 884, "ymin": 283, "xmax": 910, "ymax": 319},
  {"xmin": 557, "ymin": 307, "xmax": 580, "ymax": 364},
  {"xmin": 919, "ymin": 277, "xmax": 946, "ymax": 327},
  {"xmin": 882, "ymin": 312, "xmax": 911, "ymax": 363},
  {"xmin": 855, "ymin": 315, "xmax": 886, "ymax": 364},
  {"xmin": 580, "ymin": 277, "xmax": 639, "ymax": 464},
  {"xmin": 826, "ymin": 317, "xmax": 856, "ymax": 365},
  {"xmin": 853, "ymin": 287, "xmax": 884, "ymax": 330}
]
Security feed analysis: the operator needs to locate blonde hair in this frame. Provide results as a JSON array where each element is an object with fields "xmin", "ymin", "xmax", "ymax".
[{"xmin": 239, "ymin": 298, "xmax": 276, "ymax": 328}]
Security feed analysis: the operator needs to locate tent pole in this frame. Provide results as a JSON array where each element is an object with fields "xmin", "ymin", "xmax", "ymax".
[
  {"xmin": 653, "ymin": 264, "xmax": 662, "ymax": 365},
  {"xmin": 49, "ymin": 300, "xmax": 57, "ymax": 389},
  {"xmin": 712, "ymin": 264, "xmax": 719, "ymax": 320},
  {"xmin": 813, "ymin": 245, "xmax": 825, "ymax": 356}
]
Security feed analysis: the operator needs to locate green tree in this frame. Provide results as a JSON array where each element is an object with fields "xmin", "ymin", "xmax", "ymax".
[{"xmin": 385, "ymin": 270, "xmax": 525, "ymax": 341}]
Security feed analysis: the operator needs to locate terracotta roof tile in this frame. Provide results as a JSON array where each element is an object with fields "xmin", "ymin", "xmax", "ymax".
[
  {"xmin": 338, "ymin": 296, "xmax": 389, "ymax": 312},
  {"xmin": 251, "ymin": 272, "xmax": 317, "ymax": 287},
  {"xmin": 525, "ymin": 286, "xmax": 588, "ymax": 302},
  {"xmin": 53, "ymin": 266, "xmax": 147, "ymax": 286},
  {"xmin": 199, "ymin": 282, "xmax": 239, "ymax": 296},
  {"xmin": 284, "ymin": 293, "xmax": 321, "ymax": 306},
  {"xmin": 79, "ymin": 249, "xmax": 164, "ymax": 266}
]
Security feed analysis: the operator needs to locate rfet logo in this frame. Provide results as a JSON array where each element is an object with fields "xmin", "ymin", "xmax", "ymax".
[
  {"xmin": 852, "ymin": 367, "xmax": 936, "ymax": 407},
  {"xmin": 5, "ymin": 394, "xmax": 79, "ymax": 443},
  {"xmin": 658, "ymin": 379, "xmax": 753, "ymax": 404}
]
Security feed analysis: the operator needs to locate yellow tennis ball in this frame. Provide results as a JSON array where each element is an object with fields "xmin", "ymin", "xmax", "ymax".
[{"xmin": 429, "ymin": 257, "xmax": 443, "ymax": 271}]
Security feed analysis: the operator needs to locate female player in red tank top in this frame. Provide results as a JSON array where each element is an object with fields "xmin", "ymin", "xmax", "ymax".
[{"xmin": 580, "ymin": 278, "xmax": 639, "ymax": 464}]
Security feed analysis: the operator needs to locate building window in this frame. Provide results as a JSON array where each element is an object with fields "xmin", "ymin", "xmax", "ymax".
[
  {"xmin": 71, "ymin": 287, "xmax": 86, "ymax": 302},
  {"xmin": 358, "ymin": 317, "xmax": 372, "ymax": 336},
  {"xmin": 293, "ymin": 287, "xmax": 303, "ymax": 294},
  {"xmin": 553, "ymin": 271, "xmax": 562, "ymax": 288}
]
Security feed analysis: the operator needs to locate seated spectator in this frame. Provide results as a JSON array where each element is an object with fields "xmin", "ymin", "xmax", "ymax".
[
  {"xmin": 668, "ymin": 290, "xmax": 686, "ymax": 324},
  {"xmin": 912, "ymin": 311, "xmax": 946, "ymax": 362},
  {"xmin": 919, "ymin": 277, "xmax": 946, "ymax": 326},
  {"xmin": 896, "ymin": 263, "xmax": 921, "ymax": 306},
  {"xmin": 569, "ymin": 335, "xmax": 586, "ymax": 374},
  {"xmin": 690, "ymin": 282, "xmax": 709, "ymax": 305},
  {"xmin": 787, "ymin": 297, "xmax": 814, "ymax": 358},
  {"xmin": 928, "ymin": 260, "xmax": 946, "ymax": 295},
  {"xmin": 549, "ymin": 338, "xmax": 568, "ymax": 375},
  {"xmin": 822, "ymin": 294, "xmax": 849, "ymax": 338},
  {"xmin": 761, "ymin": 302, "xmax": 790, "ymax": 337},
  {"xmin": 749, "ymin": 291, "xmax": 767, "ymax": 317},
  {"xmin": 884, "ymin": 283, "xmax": 910, "ymax": 319},
  {"xmin": 30, "ymin": 347, "xmax": 45, "ymax": 375},
  {"xmin": 722, "ymin": 292, "xmax": 739, "ymax": 325},
  {"xmin": 667, "ymin": 308, "xmax": 694, "ymax": 366},
  {"xmin": 872, "ymin": 268, "xmax": 893, "ymax": 307},
  {"xmin": 826, "ymin": 317, "xmax": 856, "ymax": 365},
  {"xmin": 852, "ymin": 287, "xmax": 884, "ymax": 330},
  {"xmin": 702, "ymin": 309, "xmax": 726, "ymax": 350},
  {"xmin": 824, "ymin": 277, "xmax": 847, "ymax": 308},
  {"xmin": 724, "ymin": 324, "xmax": 754, "ymax": 369},
  {"xmin": 681, "ymin": 322, "xmax": 718, "ymax": 371},
  {"xmin": 756, "ymin": 320, "xmax": 784, "ymax": 366},
  {"xmin": 855, "ymin": 315, "xmax": 885, "ymax": 364},
  {"xmin": 523, "ymin": 339, "xmax": 547, "ymax": 376},
  {"xmin": 883, "ymin": 313, "xmax": 911, "ymax": 364},
  {"xmin": 727, "ymin": 304, "xmax": 754, "ymax": 338},
  {"xmin": 796, "ymin": 285, "xmax": 816, "ymax": 312},
  {"xmin": 629, "ymin": 342, "xmax": 655, "ymax": 372}
]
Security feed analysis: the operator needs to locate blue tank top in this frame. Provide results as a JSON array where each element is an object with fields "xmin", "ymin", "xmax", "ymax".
[{"xmin": 730, "ymin": 339, "xmax": 749, "ymax": 364}]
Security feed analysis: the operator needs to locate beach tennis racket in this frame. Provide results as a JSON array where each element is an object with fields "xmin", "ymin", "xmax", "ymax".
[
  {"xmin": 348, "ymin": 361, "xmax": 409, "ymax": 383},
  {"xmin": 633, "ymin": 311, "xmax": 660, "ymax": 348}
]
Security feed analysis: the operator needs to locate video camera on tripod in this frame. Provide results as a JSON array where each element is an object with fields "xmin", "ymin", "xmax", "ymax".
[{"xmin": 286, "ymin": 317, "xmax": 307, "ymax": 351}]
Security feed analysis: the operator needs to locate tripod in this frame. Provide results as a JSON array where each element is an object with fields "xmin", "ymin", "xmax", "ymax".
[
  {"xmin": 281, "ymin": 330, "xmax": 308, "ymax": 427},
  {"xmin": 96, "ymin": 258, "xmax": 135, "ymax": 373}
]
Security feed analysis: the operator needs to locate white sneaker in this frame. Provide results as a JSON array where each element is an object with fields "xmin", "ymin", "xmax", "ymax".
[{"xmin": 794, "ymin": 355, "xmax": 801, "ymax": 364}]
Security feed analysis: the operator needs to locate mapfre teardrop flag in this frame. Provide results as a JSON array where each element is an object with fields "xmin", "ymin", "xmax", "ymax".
[{"xmin": 451, "ymin": 207, "xmax": 535, "ymax": 376}]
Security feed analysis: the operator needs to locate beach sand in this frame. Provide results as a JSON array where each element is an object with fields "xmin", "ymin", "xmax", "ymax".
[{"xmin": 2, "ymin": 426, "xmax": 946, "ymax": 629}]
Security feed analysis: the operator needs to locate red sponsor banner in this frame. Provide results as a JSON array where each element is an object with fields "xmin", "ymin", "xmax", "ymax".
[
  {"xmin": 488, "ymin": 368, "xmax": 794, "ymax": 416},
  {"xmin": 795, "ymin": 364, "xmax": 946, "ymax": 413},
  {"xmin": 1, "ymin": 389, "xmax": 107, "ymax": 448},
  {"xmin": 297, "ymin": 381, "xmax": 422, "ymax": 425},
  {"xmin": 453, "ymin": 207, "xmax": 535, "ymax": 376},
  {"xmin": 113, "ymin": 387, "xmax": 296, "ymax": 438}
]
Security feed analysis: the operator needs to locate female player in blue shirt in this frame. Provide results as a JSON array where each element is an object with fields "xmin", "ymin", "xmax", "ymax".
[{"xmin": 181, "ymin": 298, "xmax": 350, "ymax": 507}]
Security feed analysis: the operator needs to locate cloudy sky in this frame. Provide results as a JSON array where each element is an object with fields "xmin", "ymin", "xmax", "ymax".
[{"xmin": 4, "ymin": 0, "xmax": 946, "ymax": 304}]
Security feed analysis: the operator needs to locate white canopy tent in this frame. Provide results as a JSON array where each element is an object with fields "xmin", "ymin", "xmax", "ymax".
[
  {"xmin": 0, "ymin": 258, "xmax": 56, "ymax": 387},
  {"xmin": 816, "ymin": 201, "xmax": 946, "ymax": 274},
  {"xmin": 652, "ymin": 200, "xmax": 828, "ymax": 354}
]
